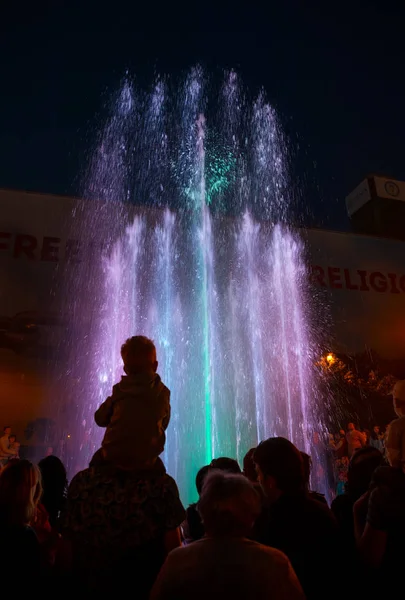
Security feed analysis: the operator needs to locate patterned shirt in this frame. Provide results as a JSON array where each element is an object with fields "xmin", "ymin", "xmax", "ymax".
[{"xmin": 60, "ymin": 465, "xmax": 185, "ymax": 591}]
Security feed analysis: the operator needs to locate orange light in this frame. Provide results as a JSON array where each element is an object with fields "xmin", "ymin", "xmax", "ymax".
[{"xmin": 326, "ymin": 353, "xmax": 334, "ymax": 364}]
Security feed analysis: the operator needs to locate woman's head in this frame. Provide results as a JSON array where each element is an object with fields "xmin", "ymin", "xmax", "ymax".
[
  {"xmin": 38, "ymin": 456, "xmax": 67, "ymax": 520},
  {"xmin": 198, "ymin": 471, "xmax": 260, "ymax": 537},
  {"xmin": 0, "ymin": 460, "xmax": 42, "ymax": 525},
  {"xmin": 38, "ymin": 455, "xmax": 67, "ymax": 492}
]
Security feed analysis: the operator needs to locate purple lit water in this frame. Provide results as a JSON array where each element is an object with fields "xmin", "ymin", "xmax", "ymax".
[{"xmin": 63, "ymin": 69, "xmax": 326, "ymax": 502}]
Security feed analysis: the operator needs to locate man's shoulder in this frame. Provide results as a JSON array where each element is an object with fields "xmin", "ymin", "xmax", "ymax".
[
  {"xmin": 245, "ymin": 538, "xmax": 290, "ymax": 563},
  {"xmin": 302, "ymin": 494, "xmax": 336, "ymax": 523},
  {"xmin": 167, "ymin": 537, "xmax": 206, "ymax": 561}
]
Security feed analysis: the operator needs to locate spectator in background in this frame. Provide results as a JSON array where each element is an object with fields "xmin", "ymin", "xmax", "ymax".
[
  {"xmin": 151, "ymin": 471, "xmax": 304, "ymax": 600},
  {"xmin": 182, "ymin": 457, "xmax": 243, "ymax": 544},
  {"xmin": 346, "ymin": 423, "xmax": 366, "ymax": 458},
  {"xmin": 0, "ymin": 426, "xmax": 16, "ymax": 466},
  {"xmin": 354, "ymin": 462, "xmax": 405, "ymax": 595},
  {"xmin": 254, "ymin": 437, "xmax": 340, "ymax": 600},
  {"xmin": 370, "ymin": 426, "xmax": 385, "ymax": 454},
  {"xmin": 0, "ymin": 460, "xmax": 42, "ymax": 588},
  {"xmin": 331, "ymin": 446, "xmax": 386, "ymax": 555},
  {"xmin": 8, "ymin": 434, "xmax": 20, "ymax": 458},
  {"xmin": 210, "ymin": 457, "xmax": 241, "ymax": 474},
  {"xmin": 243, "ymin": 448, "xmax": 258, "ymax": 483},
  {"xmin": 334, "ymin": 431, "xmax": 348, "ymax": 458},
  {"xmin": 181, "ymin": 465, "xmax": 210, "ymax": 544},
  {"xmin": 38, "ymin": 456, "xmax": 68, "ymax": 527},
  {"xmin": 301, "ymin": 452, "xmax": 327, "ymax": 504}
]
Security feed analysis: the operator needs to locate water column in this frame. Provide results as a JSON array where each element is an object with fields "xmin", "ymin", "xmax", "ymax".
[
  {"xmin": 237, "ymin": 212, "xmax": 267, "ymax": 443},
  {"xmin": 196, "ymin": 114, "xmax": 214, "ymax": 464},
  {"xmin": 276, "ymin": 226, "xmax": 311, "ymax": 452},
  {"xmin": 152, "ymin": 209, "xmax": 178, "ymax": 475}
]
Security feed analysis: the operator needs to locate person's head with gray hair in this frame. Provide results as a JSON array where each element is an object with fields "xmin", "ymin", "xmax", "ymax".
[{"xmin": 198, "ymin": 470, "xmax": 261, "ymax": 537}]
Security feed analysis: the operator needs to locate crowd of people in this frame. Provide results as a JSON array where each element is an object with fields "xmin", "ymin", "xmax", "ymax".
[
  {"xmin": 328, "ymin": 422, "xmax": 388, "ymax": 495},
  {"xmin": 0, "ymin": 335, "xmax": 404, "ymax": 598}
]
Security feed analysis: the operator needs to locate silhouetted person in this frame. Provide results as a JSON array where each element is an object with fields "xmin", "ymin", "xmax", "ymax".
[
  {"xmin": 254, "ymin": 437, "xmax": 340, "ymax": 600},
  {"xmin": 152, "ymin": 471, "xmax": 304, "ymax": 600},
  {"xmin": 182, "ymin": 465, "xmax": 210, "ymax": 544},
  {"xmin": 91, "ymin": 335, "xmax": 170, "ymax": 472},
  {"xmin": 38, "ymin": 455, "xmax": 68, "ymax": 527}
]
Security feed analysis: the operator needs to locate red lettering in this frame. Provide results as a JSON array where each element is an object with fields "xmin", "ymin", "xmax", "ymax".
[
  {"xmin": 310, "ymin": 265, "xmax": 326, "ymax": 287},
  {"xmin": 343, "ymin": 269, "xmax": 359, "ymax": 290},
  {"xmin": 369, "ymin": 272, "xmax": 388, "ymax": 293},
  {"xmin": 14, "ymin": 234, "xmax": 37, "ymax": 259},
  {"xmin": 399, "ymin": 275, "xmax": 405, "ymax": 293},
  {"xmin": 357, "ymin": 270, "xmax": 370, "ymax": 291},
  {"xmin": 328, "ymin": 267, "xmax": 342, "ymax": 289},
  {"xmin": 388, "ymin": 273, "xmax": 401, "ymax": 294},
  {"xmin": 0, "ymin": 232, "xmax": 11, "ymax": 251},
  {"xmin": 41, "ymin": 237, "xmax": 60, "ymax": 262}
]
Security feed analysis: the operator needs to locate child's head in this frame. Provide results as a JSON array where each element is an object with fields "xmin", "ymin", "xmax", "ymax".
[
  {"xmin": 121, "ymin": 336, "xmax": 158, "ymax": 375},
  {"xmin": 8, "ymin": 435, "xmax": 16, "ymax": 444},
  {"xmin": 393, "ymin": 380, "xmax": 405, "ymax": 417}
]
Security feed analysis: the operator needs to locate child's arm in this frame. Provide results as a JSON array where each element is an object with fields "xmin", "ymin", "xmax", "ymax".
[{"xmin": 94, "ymin": 395, "xmax": 114, "ymax": 427}]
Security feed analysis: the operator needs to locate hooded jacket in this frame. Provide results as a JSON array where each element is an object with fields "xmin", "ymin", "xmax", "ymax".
[{"xmin": 94, "ymin": 372, "xmax": 170, "ymax": 468}]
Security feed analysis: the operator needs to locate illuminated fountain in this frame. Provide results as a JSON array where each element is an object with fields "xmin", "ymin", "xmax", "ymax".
[{"xmin": 63, "ymin": 69, "xmax": 324, "ymax": 502}]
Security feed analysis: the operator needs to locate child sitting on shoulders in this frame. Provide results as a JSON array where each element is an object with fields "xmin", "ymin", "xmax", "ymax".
[{"xmin": 91, "ymin": 335, "xmax": 170, "ymax": 473}]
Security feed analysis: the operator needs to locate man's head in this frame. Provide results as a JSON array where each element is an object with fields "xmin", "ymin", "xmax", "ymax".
[
  {"xmin": 121, "ymin": 336, "xmax": 157, "ymax": 375},
  {"xmin": 210, "ymin": 457, "xmax": 241, "ymax": 474},
  {"xmin": 392, "ymin": 380, "xmax": 405, "ymax": 417},
  {"xmin": 3, "ymin": 426, "xmax": 11, "ymax": 436},
  {"xmin": 347, "ymin": 423, "xmax": 355, "ymax": 432},
  {"xmin": 373, "ymin": 425, "xmax": 380, "ymax": 435},
  {"xmin": 254, "ymin": 437, "xmax": 305, "ymax": 497},
  {"xmin": 198, "ymin": 470, "xmax": 260, "ymax": 537}
]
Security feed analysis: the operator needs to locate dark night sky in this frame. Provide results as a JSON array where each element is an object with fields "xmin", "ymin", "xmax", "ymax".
[{"xmin": 1, "ymin": 1, "xmax": 405, "ymax": 230}]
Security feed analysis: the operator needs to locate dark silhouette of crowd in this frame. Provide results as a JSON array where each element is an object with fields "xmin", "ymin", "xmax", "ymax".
[{"xmin": 0, "ymin": 336, "xmax": 404, "ymax": 598}]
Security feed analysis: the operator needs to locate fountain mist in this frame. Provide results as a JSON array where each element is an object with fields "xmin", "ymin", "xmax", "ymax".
[{"xmin": 62, "ymin": 69, "xmax": 325, "ymax": 502}]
